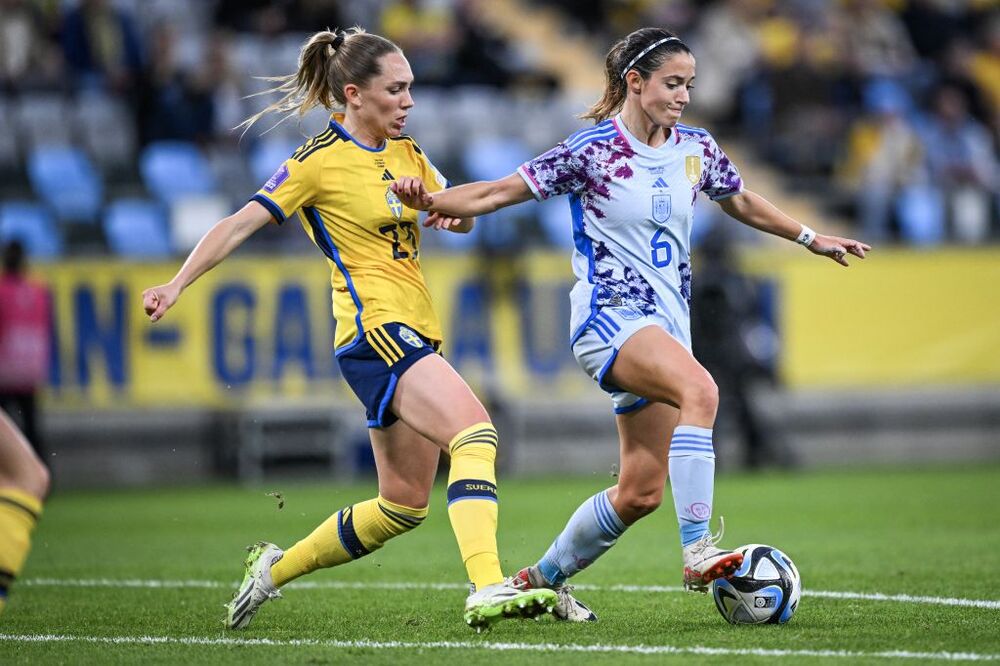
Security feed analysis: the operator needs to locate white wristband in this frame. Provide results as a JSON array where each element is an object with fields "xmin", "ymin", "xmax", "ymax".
[{"xmin": 795, "ymin": 225, "xmax": 816, "ymax": 247}]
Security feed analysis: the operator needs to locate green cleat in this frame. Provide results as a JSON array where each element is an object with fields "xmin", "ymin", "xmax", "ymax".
[
  {"xmin": 463, "ymin": 579, "xmax": 558, "ymax": 630},
  {"xmin": 224, "ymin": 541, "xmax": 283, "ymax": 630}
]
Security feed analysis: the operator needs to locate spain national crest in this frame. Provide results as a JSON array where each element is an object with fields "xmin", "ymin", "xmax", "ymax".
[
  {"xmin": 385, "ymin": 188, "xmax": 403, "ymax": 220},
  {"xmin": 652, "ymin": 194, "xmax": 671, "ymax": 223},
  {"xmin": 685, "ymin": 156, "xmax": 702, "ymax": 185}
]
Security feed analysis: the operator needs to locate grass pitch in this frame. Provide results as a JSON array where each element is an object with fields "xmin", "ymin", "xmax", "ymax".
[{"xmin": 2, "ymin": 465, "xmax": 999, "ymax": 664}]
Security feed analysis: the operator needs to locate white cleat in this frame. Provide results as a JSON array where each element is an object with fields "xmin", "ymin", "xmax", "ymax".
[
  {"xmin": 512, "ymin": 566, "xmax": 597, "ymax": 622},
  {"xmin": 224, "ymin": 541, "xmax": 284, "ymax": 629},
  {"xmin": 463, "ymin": 578, "xmax": 557, "ymax": 630},
  {"xmin": 682, "ymin": 518, "xmax": 743, "ymax": 593}
]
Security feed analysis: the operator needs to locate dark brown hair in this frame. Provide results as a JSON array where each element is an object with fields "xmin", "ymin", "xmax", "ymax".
[
  {"xmin": 238, "ymin": 27, "xmax": 401, "ymax": 134},
  {"xmin": 582, "ymin": 28, "xmax": 692, "ymax": 123}
]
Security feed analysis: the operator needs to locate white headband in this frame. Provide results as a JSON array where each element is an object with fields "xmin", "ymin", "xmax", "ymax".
[{"xmin": 620, "ymin": 37, "xmax": 682, "ymax": 79}]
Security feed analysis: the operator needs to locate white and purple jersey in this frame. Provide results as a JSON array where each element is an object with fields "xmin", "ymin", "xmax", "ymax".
[{"xmin": 517, "ymin": 115, "xmax": 743, "ymax": 349}]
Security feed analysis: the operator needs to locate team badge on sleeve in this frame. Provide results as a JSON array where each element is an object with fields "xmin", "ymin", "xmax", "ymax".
[
  {"xmin": 385, "ymin": 188, "xmax": 403, "ymax": 220},
  {"xmin": 397, "ymin": 326, "xmax": 424, "ymax": 348},
  {"xmin": 685, "ymin": 156, "xmax": 702, "ymax": 185},
  {"xmin": 653, "ymin": 194, "xmax": 671, "ymax": 223},
  {"xmin": 431, "ymin": 164, "xmax": 448, "ymax": 189},
  {"xmin": 263, "ymin": 164, "xmax": 290, "ymax": 193}
]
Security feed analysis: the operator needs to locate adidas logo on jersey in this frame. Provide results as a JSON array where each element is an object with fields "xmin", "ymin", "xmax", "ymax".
[
  {"xmin": 653, "ymin": 177, "xmax": 669, "ymax": 188},
  {"xmin": 381, "ymin": 169, "xmax": 395, "ymax": 181}
]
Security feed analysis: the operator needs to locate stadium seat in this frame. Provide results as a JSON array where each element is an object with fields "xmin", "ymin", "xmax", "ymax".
[
  {"xmin": 896, "ymin": 185, "xmax": 946, "ymax": 246},
  {"xmin": 0, "ymin": 202, "xmax": 62, "ymax": 258},
  {"xmin": 403, "ymin": 87, "xmax": 454, "ymax": 163},
  {"xmin": 26, "ymin": 145, "xmax": 103, "ymax": 223},
  {"xmin": 170, "ymin": 193, "xmax": 229, "ymax": 252},
  {"xmin": 103, "ymin": 199, "xmax": 171, "ymax": 258},
  {"xmin": 249, "ymin": 137, "xmax": 299, "ymax": 185},
  {"xmin": 75, "ymin": 90, "xmax": 136, "ymax": 173},
  {"xmin": 206, "ymin": 144, "xmax": 253, "ymax": 206},
  {"xmin": 453, "ymin": 88, "xmax": 503, "ymax": 140},
  {"xmin": 140, "ymin": 141, "xmax": 217, "ymax": 205},
  {"xmin": 440, "ymin": 135, "xmax": 532, "ymax": 251},
  {"xmin": 0, "ymin": 99, "xmax": 20, "ymax": 174},
  {"xmin": 15, "ymin": 94, "xmax": 72, "ymax": 148},
  {"xmin": 536, "ymin": 197, "xmax": 575, "ymax": 250}
]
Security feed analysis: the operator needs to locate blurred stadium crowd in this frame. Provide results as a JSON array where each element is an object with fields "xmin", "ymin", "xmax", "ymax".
[{"xmin": 0, "ymin": 0, "xmax": 996, "ymax": 260}]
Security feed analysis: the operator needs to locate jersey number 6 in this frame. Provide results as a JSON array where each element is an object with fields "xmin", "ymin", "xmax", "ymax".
[{"xmin": 650, "ymin": 228, "xmax": 672, "ymax": 268}]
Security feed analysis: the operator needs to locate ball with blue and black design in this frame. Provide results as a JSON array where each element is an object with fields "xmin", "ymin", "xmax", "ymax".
[{"xmin": 711, "ymin": 544, "xmax": 802, "ymax": 624}]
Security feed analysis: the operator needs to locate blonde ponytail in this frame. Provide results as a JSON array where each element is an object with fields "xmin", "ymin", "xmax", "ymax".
[{"xmin": 237, "ymin": 27, "xmax": 400, "ymax": 135}]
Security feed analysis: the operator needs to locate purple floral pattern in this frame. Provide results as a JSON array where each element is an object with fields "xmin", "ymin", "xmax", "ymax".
[
  {"xmin": 520, "ymin": 131, "xmax": 636, "ymax": 221},
  {"xmin": 679, "ymin": 261, "xmax": 692, "ymax": 304},
  {"xmin": 593, "ymin": 240, "xmax": 656, "ymax": 314},
  {"xmin": 692, "ymin": 133, "xmax": 743, "ymax": 200}
]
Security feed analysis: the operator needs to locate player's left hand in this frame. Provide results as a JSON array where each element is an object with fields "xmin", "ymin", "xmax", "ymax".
[
  {"xmin": 423, "ymin": 212, "xmax": 464, "ymax": 230},
  {"xmin": 808, "ymin": 234, "xmax": 871, "ymax": 266}
]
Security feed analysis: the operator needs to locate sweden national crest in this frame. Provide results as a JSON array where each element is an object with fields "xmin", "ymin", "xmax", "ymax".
[
  {"xmin": 385, "ymin": 188, "xmax": 403, "ymax": 220},
  {"xmin": 653, "ymin": 194, "xmax": 671, "ymax": 223},
  {"xmin": 398, "ymin": 326, "xmax": 424, "ymax": 348},
  {"xmin": 685, "ymin": 156, "xmax": 702, "ymax": 185}
]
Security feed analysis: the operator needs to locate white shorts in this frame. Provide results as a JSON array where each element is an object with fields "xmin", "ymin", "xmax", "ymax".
[{"xmin": 571, "ymin": 305, "xmax": 691, "ymax": 414}]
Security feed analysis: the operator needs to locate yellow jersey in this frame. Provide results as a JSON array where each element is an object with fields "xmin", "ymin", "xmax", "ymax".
[{"xmin": 252, "ymin": 114, "xmax": 449, "ymax": 350}]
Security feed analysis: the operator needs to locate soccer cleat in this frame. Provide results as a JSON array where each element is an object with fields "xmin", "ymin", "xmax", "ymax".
[
  {"xmin": 463, "ymin": 579, "xmax": 558, "ymax": 630},
  {"xmin": 224, "ymin": 541, "xmax": 284, "ymax": 630},
  {"xmin": 682, "ymin": 518, "xmax": 743, "ymax": 593},
  {"xmin": 512, "ymin": 566, "xmax": 597, "ymax": 622}
]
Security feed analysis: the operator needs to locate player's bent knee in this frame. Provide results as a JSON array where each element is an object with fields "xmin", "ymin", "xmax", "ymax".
[
  {"xmin": 0, "ymin": 460, "xmax": 48, "ymax": 502},
  {"xmin": 681, "ymin": 374, "xmax": 719, "ymax": 420},
  {"xmin": 383, "ymin": 491, "xmax": 431, "ymax": 512},
  {"xmin": 29, "ymin": 460, "xmax": 50, "ymax": 500},
  {"xmin": 380, "ymin": 478, "xmax": 433, "ymax": 510},
  {"xmin": 618, "ymin": 489, "xmax": 663, "ymax": 520}
]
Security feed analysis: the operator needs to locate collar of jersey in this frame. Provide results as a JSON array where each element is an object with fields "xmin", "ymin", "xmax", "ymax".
[
  {"xmin": 613, "ymin": 114, "xmax": 679, "ymax": 155},
  {"xmin": 330, "ymin": 113, "xmax": 387, "ymax": 153}
]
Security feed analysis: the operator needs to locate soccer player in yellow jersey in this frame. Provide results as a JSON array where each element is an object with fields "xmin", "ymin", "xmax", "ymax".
[
  {"xmin": 141, "ymin": 27, "xmax": 555, "ymax": 630},
  {"xmin": 0, "ymin": 407, "xmax": 49, "ymax": 617}
]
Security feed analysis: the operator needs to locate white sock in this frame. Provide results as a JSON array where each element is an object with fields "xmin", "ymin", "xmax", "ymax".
[
  {"xmin": 668, "ymin": 425, "xmax": 715, "ymax": 547},
  {"xmin": 536, "ymin": 489, "xmax": 626, "ymax": 585}
]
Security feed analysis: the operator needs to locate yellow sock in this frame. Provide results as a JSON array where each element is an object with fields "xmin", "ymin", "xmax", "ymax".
[
  {"xmin": 270, "ymin": 496, "xmax": 427, "ymax": 587},
  {"xmin": 446, "ymin": 422, "xmax": 503, "ymax": 590},
  {"xmin": 0, "ymin": 488, "xmax": 43, "ymax": 615}
]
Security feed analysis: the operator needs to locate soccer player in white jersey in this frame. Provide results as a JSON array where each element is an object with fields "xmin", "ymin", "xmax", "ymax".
[{"xmin": 392, "ymin": 27, "xmax": 870, "ymax": 621}]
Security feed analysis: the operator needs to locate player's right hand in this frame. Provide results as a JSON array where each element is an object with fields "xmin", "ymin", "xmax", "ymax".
[
  {"xmin": 391, "ymin": 177, "xmax": 434, "ymax": 211},
  {"xmin": 142, "ymin": 283, "xmax": 180, "ymax": 322}
]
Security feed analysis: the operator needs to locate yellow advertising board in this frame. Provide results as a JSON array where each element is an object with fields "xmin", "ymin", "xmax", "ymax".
[
  {"xmin": 40, "ymin": 253, "xmax": 591, "ymax": 409},
  {"xmin": 37, "ymin": 247, "xmax": 1000, "ymax": 410},
  {"xmin": 748, "ymin": 247, "xmax": 1000, "ymax": 387}
]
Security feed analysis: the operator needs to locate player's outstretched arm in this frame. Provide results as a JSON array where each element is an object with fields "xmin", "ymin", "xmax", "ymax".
[
  {"xmin": 718, "ymin": 190, "xmax": 870, "ymax": 266},
  {"xmin": 392, "ymin": 173, "xmax": 534, "ymax": 219},
  {"xmin": 142, "ymin": 201, "xmax": 273, "ymax": 322},
  {"xmin": 388, "ymin": 178, "xmax": 475, "ymax": 233}
]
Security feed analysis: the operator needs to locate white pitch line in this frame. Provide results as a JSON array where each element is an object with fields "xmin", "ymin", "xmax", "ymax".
[
  {"xmin": 803, "ymin": 589, "xmax": 1000, "ymax": 610},
  {"xmin": 20, "ymin": 578, "xmax": 1000, "ymax": 610},
  {"xmin": 0, "ymin": 633, "xmax": 997, "ymax": 662}
]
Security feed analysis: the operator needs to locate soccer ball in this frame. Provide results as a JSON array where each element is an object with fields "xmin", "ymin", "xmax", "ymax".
[{"xmin": 711, "ymin": 544, "xmax": 801, "ymax": 624}]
